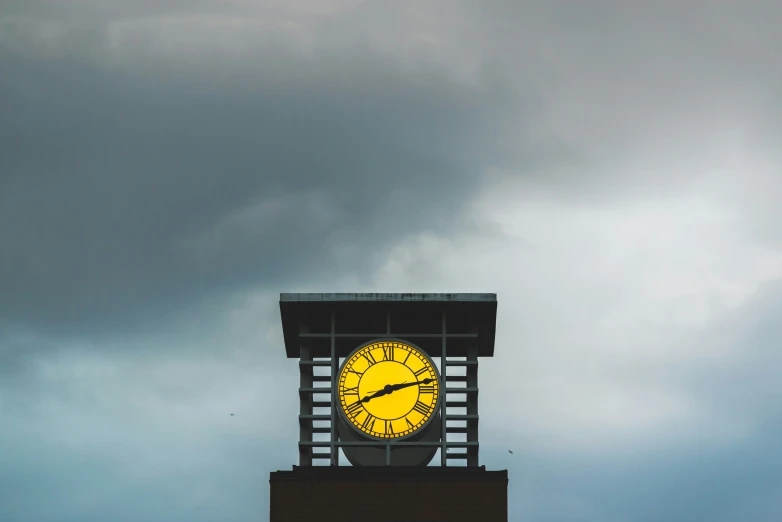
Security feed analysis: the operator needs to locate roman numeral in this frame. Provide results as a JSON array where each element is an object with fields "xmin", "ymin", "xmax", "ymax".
[
  {"xmin": 346, "ymin": 401, "xmax": 363, "ymax": 416},
  {"xmin": 413, "ymin": 401, "xmax": 429, "ymax": 415},
  {"xmin": 414, "ymin": 367, "xmax": 427, "ymax": 377},
  {"xmin": 382, "ymin": 345, "xmax": 394, "ymax": 361},
  {"xmin": 361, "ymin": 414, "xmax": 376, "ymax": 431},
  {"xmin": 385, "ymin": 420, "xmax": 394, "ymax": 435},
  {"xmin": 362, "ymin": 351, "xmax": 376, "ymax": 365},
  {"xmin": 419, "ymin": 385, "xmax": 435, "ymax": 394},
  {"xmin": 405, "ymin": 418, "xmax": 415, "ymax": 429},
  {"xmin": 343, "ymin": 386, "xmax": 358, "ymax": 396},
  {"xmin": 347, "ymin": 368, "xmax": 363, "ymax": 377},
  {"xmin": 403, "ymin": 351, "xmax": 411, "ymax": 364}
]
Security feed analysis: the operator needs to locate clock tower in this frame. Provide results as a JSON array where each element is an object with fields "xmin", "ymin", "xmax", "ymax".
[{"xmin": 269, "ymin": 293, "xmax": 508, "ymax": 521}]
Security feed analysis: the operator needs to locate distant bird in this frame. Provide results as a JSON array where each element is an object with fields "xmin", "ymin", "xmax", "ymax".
[
  {"xmin": 230, "ymin": 414, "xmax": 235, "ymax": 416},
  {"xmin": 508, "ymin": 450, "xmax": 513, "ymax": 454}
]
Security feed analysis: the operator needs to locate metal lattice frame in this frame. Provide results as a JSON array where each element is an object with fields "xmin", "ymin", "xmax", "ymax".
[{"xmin": 297, "ymin": 309, "xmax": 480, "ymax": 467}]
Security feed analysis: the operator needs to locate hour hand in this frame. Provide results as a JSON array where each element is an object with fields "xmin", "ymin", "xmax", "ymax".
[{"xmin": 361, "ymin": 389, "xmax": 387, "ymax": 402}]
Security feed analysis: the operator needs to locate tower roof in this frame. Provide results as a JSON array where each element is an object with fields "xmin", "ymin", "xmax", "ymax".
[{"xmin": 279, "ymin": 293, "xmax": 497, "ymax": 358}]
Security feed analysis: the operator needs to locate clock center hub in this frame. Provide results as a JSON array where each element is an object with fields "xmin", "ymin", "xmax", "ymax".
[{"xmin": 358, "ymin": 362, "xmax": 418, "ymax": 420}]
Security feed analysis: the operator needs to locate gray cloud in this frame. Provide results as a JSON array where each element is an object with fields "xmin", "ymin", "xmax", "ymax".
[
  {"xmin": 4, "ymin": 0, "xmax": 781, "ymax": 340},
  {"xmin": 0, "ymin": 13, "xmax": 554, "ymax": 340}
]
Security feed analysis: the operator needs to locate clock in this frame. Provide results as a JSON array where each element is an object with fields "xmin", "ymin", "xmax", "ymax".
[{"xmin": 337, "ymin": 339, "xmax": 441, "ymax": 440}]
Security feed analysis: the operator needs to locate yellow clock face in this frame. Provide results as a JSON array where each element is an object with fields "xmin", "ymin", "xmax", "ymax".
[{"xmin": 337, "ymin": 339, "xmax": 440, "ymax": 440}]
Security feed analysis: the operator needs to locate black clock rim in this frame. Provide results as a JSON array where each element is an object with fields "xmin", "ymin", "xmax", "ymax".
[{"xmin": 336, "ymin": 337, "xmax": 443, "ymax": 442}]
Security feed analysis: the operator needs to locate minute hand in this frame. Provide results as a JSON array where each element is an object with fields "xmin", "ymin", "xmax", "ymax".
[
  {"xmin": 390, "ymin": 378, "xmax": 433, "ymax": 391},
  {"xmin": 361, "ymin": 378, "xmax": 435, "ymax": 403}
]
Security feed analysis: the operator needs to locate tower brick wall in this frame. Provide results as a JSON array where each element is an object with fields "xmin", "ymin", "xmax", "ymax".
[{"xmin": 270, "ymin": 466, "xmax": 508, "ymax": 522}]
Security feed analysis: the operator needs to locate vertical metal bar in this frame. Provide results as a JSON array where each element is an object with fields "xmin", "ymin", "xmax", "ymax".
[
  {"xmin": 330, "ymin": 310, "xmax": 338, "ymax": 466},
  {"xmin": 299, "ymin": 324, "xmax": 312, "ymax": 467},
  {"xmin": 466, "ymin": 342, "xmax": 479, "ymax": 467},
  {"xmin": 386, "ymin": 308, "xmax": 392, "ymax": 467},
  {"xmin": 441, "ymin": 310, "xmax": 447, "ymax": 466}
]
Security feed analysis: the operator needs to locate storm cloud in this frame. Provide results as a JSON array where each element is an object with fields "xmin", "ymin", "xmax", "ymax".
[{"xmin": 0, "ymin": 11, "xmax": 542, "ymax": 339}]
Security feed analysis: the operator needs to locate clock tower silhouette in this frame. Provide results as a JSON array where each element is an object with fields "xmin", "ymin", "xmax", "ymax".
[{"xmin": 269, "ymin": 293, "xmax": 508, "ymax": 522}]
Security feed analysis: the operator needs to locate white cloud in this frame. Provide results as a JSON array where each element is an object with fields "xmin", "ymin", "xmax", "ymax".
[{"xmin": 366, "ymin": 177, "xmax": 782, "ymax": 454}]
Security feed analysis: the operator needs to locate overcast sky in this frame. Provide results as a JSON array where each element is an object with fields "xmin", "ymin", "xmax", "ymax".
[{"xmin": 2, "ymin": 1, "xmax": 781, "ymax": 521}]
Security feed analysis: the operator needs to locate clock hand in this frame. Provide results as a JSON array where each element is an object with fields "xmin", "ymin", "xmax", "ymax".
[
  {"xmin": 367, "ymin": 382, "xmax": 407, "ymax": 395},
  {"xmin": 361, "ymin": 388, "xmax": 389, "ymax": 402},
  {"xmin": 361, "ymin": 378, "xmax": 434, "ymax": 403},
  {"xmin": 390, "ymin": 378, "xmax": 433, "ymax": 391}
]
